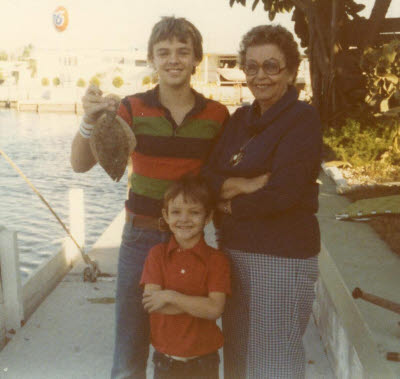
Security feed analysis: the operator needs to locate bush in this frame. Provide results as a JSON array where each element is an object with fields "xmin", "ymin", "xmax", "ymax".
[
  {"xmin": 112, "ymin": 76, "xmax": 124, "ymax": 88},
  {"xmin": 142, "ymin": 76, "xmax": 151, "ymax": 85},
  {"xmin": 41, "ymin": 77, "xmax": 50, "ymax": 86},
  {"xmin": 89, "ymin": 76, "xmax": 101, "ymax": 88},
  {"xmin": 361, "ymin": 40, "xmax": 400, "ymax": 114},
  {"xmin": 324, "ymin": 118, "xmax": 400, "ymax": 182},
  {"xmin": 324, "ymin": 117, "xmax": 400, "ymax": 180},
  {"xmin": 53, "ymin": 77, "xmax": 60, "ymax": 86},
  {"xmin": 76, "ymin": 78, "xmax": 86, "ymax": 87}
]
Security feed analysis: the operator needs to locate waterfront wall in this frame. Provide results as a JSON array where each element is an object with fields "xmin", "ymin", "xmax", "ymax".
[
  {"xmin": 0, "ymin": 189, "xmax": 84, "ymax": 350},
  {"xmin": 315, "ymin": 173, "xmax": 400, "ymax": 379},
  {"xmin": 0, "ymin": 82, "xmax": 255, "ymax": 112}
]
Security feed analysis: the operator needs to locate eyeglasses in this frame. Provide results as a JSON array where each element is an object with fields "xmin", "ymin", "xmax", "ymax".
[{"xmin": 243, "ymin": 59, "xmax": 286, "ymax": 76}]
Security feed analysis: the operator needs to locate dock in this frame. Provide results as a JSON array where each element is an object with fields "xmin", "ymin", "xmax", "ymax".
[
  {"xmin": 0, "ymin": 215, "xmax": 333, "ymax": 378},
  {"xmin": 1, "ymin": 171, "xmax": 399, "ymax": 378}
]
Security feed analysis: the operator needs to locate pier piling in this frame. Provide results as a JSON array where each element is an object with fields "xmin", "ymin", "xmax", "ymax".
[{"xmin": 0, "ymin": 226, "xmax": 24, "ymax": 342}]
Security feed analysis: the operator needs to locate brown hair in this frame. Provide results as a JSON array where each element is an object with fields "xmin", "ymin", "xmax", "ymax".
[
  {"xmin": 238, "ymin": 24, "xmax": 300, "ymax": 79},
  {"xmin": 147, "ymin": 16, "xmax": 203, "ymax": 63},
  {"xmin": 163, "ymin": 175, "xmax": 214, "ymax": 216}
]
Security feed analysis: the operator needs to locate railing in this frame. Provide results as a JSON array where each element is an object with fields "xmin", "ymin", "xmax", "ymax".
[{"xmin": 0, "ymin": 188, "xmax": 84, "ymax": 350}]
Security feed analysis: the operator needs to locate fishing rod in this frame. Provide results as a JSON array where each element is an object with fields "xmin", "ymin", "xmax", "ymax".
[{"xmin": 0, "ymin": 148, "xmax": 104, "ymax": 282}]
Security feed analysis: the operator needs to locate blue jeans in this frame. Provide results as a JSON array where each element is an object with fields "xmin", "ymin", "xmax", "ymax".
[
  {"xmin": 153, "ymin": 350, "xmax": 219, "ymax": 379},
  {"xmin": 111, "ymin": 221, "xmax": 170, "ymax": 379}
]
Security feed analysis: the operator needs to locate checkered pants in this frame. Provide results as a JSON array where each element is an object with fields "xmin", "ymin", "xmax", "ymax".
[{"xmin": 222, "ymin": 250, "xmax": 318, "ymax": 379}]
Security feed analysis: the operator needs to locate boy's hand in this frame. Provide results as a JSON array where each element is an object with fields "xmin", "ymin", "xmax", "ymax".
[
  {"xmin": 82, "ymin": 84, "xmax": 117, "ymax": 124},
  {"xmin": 143, "ymin": 290, "xmax": 175, "ymax": 313},
  {"xmin": 217, "ymin": 200, "xmax": 232, "ymax": 215}
]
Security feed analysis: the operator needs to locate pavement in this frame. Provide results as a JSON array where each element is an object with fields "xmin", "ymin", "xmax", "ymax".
[{"xmin": 0, "ymin": 191, "xmax": 335, "ymax": 378}]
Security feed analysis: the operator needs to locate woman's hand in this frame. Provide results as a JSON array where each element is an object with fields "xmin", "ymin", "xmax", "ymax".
[
  {"xmin": 221, "ymin": 173, "xmax": 270, "ymax": 200},
  {"xmin": 245, "ymin": 173, "xmax": 270, "ymax": 194}
]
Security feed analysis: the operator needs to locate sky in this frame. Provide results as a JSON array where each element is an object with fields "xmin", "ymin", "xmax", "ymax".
[{"xmin": 0, "ymin": 0, "xmax": 398, "ymax": 54}]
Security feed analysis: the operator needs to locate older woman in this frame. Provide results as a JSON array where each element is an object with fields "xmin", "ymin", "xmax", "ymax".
[{"xmin": 203, "ymin": 25, "xmax": 322, "ymax": 378}]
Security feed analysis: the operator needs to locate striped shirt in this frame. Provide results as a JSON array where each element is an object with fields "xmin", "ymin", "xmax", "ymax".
[{"xmin": 118, "ymin": 86, "xmax": 229, "ymax": 217}]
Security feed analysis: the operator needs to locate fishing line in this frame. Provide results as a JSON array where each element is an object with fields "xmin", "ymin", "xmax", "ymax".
[{"xmin": 0, "ymin": 148, "xmax": 102, "ymax": 282}]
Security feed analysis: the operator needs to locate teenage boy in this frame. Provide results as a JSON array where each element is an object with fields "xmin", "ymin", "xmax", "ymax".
[
  {"xmin": 70, "ymin": 16, "xmax": 229, "ymax": 379},
  {"xmin": 141, "ymin": 175, "xmax": 231, "ymax": 379}
]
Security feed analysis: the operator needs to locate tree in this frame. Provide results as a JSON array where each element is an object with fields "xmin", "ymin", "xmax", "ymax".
[
  {"xmin": 76, "ymin": 78, "xmax": 86, "ymax": 87},
  {"xmin": 19, "ymin": 43, "xmax": 34, "ymax": 60},
  {"xmin": 228, "ymin": 0, "xmax": 393, "ymax": 122},
  {"xmin": 0, "ymin": 51, "xmax": 8, "ymax": 61},
  {"xmin": 41, "ymin": 77, "xmax": 50, "ymax": 86},
  {"xmin": 28, "ymin": 59, "xmax": 37, "ymax": 78},
  {"xmin": 90, "ymin": 76, "xmax": 101, "ymax": 88},
  {"xmin": 53, "ymin": 77, "xmax": 61, "ymax": 87},
  {"xmin": 142, "ymin": 76, "xmax": 151, "ymax": 86},
  {"xmin": 112, "ymin": 76, "xmax": 124, "ymax": 88}
]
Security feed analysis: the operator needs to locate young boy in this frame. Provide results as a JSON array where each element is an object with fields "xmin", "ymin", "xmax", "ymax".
[
  {"xmin": 70, "ymin": 17, "xmax": 229, "ymax": 378},
  {"xmin": 140, "ymin": 175, "xmax": 231, "ymax": 379}
]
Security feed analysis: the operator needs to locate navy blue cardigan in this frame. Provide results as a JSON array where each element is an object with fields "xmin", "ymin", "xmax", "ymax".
[{"xmin": 203, "ymin": 86, "xmax": 322, "ymax": 258}]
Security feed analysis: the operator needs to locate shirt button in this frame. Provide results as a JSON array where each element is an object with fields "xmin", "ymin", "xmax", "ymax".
[{"xmin": 180, "ymin": 269, "xmax": 186, "ymax": 274}]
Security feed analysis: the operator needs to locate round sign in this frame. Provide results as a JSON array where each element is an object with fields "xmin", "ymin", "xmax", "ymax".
[{"xmin": 53, "ymin": 6, "xmax": 69, "ymax": 32}]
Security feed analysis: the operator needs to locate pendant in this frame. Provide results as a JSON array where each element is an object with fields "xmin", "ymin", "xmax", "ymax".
[{"xmin": 229, "ymin": 151, "xmax": 244, "ymax": 166}]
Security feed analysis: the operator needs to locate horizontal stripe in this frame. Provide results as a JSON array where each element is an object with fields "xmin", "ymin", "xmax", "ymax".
[
  {"xmin": 131, "ymin": 151, "xmax": 201, "ymax": 181},
  {"xmin": 135, "ymin": 135, "xmax": 215, "ymax": 160},
  {"xmin": 130, "ymin": 173, "xmax": 173, "ymax": 200},
  {"xmin": 132, "ymin": 116, "xmax": 173, "ymax": 137},
  {"xmin": 132, "ymin": 117, "xmax": 222, "ymax": 140},
  {"xmin": 127, "ymin": 95, "xmax": 165, "ymax": 118},
  {"xmin": 125, "ymin": 192, "xmax": 163, "ymax": 217},
  {"xmin": 175, "ymin": 119, "xmax": 221, "ymax": 139},
  {"xmin": 192, "ymin": 101, "xmax": 229, "ymax": 124}
]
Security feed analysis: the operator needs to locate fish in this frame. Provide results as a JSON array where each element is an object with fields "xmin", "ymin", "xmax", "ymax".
[{"xmin": 89, "ymin": 94, "xmax": 136, "ymax": 182}]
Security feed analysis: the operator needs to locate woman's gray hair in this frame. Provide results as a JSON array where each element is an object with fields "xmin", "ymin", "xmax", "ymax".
[{"xmin": 238, "ymin": 24, "xmax": 300, "ymax": 76}]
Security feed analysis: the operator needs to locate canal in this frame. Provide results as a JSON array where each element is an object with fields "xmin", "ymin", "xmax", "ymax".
[{"xmin": 0, "ymin": 109, "xmax": 127, "ymax": 282}]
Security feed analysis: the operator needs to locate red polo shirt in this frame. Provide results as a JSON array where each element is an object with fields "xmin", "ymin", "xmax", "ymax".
[{"xmin": 140, "ymin": 236, "xmax": 231, "ymax": 357}]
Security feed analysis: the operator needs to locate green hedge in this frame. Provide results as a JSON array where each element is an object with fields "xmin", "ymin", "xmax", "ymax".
[{"xmin": 324, "ymin": 118, "xmax": 400, "ymax": 168}]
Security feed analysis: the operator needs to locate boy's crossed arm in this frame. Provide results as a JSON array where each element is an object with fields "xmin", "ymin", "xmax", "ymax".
[{"xmin": 143, "ymin": 284, "xmax": 226, "ymax": 320}]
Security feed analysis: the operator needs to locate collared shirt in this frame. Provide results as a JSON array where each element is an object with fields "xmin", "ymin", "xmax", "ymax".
[
  {"xmin": 117, "ymin": 86, "xmax": 229, "ymax": 217},
  {"xmin": 140, "ymin": 236, "xmax": 231, "ymax": 357}
]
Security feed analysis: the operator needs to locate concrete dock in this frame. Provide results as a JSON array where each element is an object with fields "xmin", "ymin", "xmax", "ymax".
[{"xmin": 0, "ymin": 207, "xmax": 334, "ymax": 378}]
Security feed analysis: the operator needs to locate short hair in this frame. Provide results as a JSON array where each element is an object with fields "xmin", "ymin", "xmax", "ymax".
[
  {"xmin": 238, "ymin": 24, "xmax": 300, "ymax": 77},
  {"xmin": 147, "ymin": 16, "xmax": 203, "ymax": 62},
  {"xmin": 163, "ymin": 175, "xmax": 214, "ymax": 216}
]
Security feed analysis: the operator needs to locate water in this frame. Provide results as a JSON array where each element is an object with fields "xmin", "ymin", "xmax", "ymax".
[{"xmin": 0, "ymin": 109, "xmax": 127, "ymax": 282}]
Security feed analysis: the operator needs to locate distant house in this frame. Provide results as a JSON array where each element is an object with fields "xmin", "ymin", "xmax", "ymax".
[
  {"xmin": 197, "ymin": 52, "xmax": 309, "ymax": 87},
  {"xmin": 196, "ymin": 53, "xmax": 244, "ymax": 85}
]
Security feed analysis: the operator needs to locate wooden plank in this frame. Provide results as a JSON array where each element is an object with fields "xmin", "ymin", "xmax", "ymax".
[
  {"xmin": 0, "ymin": 227, "xmax": 24, "ymax": 331},
  {"xmin": 380, "ymin": 18, "xmax": 400, "ymax": 33},
  {"xmin": 348, "ymin": 18, "xmax": 400, "ymax": 33},
  {"xmin": 343, "ymin": 18, "xmax": 400, "ymax": 46}
]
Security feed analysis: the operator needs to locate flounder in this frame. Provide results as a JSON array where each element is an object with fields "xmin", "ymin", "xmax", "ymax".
[{"xmin": 89, "ymin": 94, "xmax": 136, "ymax": 182}]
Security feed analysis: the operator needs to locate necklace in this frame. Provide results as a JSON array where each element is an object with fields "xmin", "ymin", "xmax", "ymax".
[{"xmin": 229, "ymin": 134, "xmax": 258, "ymax": 166}]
